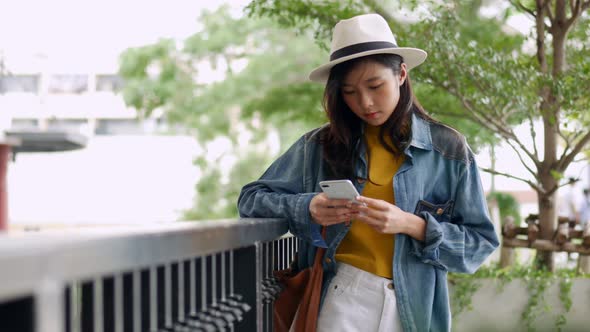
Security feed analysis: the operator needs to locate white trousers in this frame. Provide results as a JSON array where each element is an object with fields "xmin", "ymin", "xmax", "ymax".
[{"xmin": 317, "ymin": 262, "xmax": 403, "ymax": 332}]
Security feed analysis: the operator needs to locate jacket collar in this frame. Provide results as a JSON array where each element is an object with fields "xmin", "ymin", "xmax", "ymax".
[
  {"xmin": 408, "ymin": 112, "xmax": 432, "ymax": 151},
  {"xmin": 357, "ymin": 112, "xmax": 433, "ymax": 152}
]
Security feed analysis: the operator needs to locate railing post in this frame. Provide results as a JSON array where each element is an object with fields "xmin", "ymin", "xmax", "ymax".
[
  {"xmin": 103, "ymin": 276, "xmax": 116, "ymax": 332},
  {"xmin": 34, "ymin": 281, "xmax": 65, "ymax": 332},
  {"xmin": 233, "ymin": 244, "xmax": 261, "ymax": 331},
  {"xmin": 0, "ymin": 144, "xmax": 13, "ymax": 232},
  {"xmin": 255, "ymin": 242, "xmax": 263, "ymax": 332},
  {"xmin": 0, "ymin": 296, "xmax": 34, "ymax": 332},
  {"xmin": 0, "ymin": 218, "xmax": 290, "ymax": 331},
  {"xmin": 81, "ymin": 281, "xmax": 94, "ymax": 332}
]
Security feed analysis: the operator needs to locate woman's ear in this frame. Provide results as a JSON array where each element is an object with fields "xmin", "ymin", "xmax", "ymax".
[{"xmin": 399, "ymin": 63, "xmax": 408, "ymax": 85}]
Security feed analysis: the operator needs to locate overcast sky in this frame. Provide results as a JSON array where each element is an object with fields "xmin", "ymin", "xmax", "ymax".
[{"xmin": 0, "ymin": 0, "xmax": 249, "ymax": 71}]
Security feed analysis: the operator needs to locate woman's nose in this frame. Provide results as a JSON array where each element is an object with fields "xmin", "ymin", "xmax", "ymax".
[{"xmin": 359, "ymin": 93, "xmax": 373, "ymax": 109}]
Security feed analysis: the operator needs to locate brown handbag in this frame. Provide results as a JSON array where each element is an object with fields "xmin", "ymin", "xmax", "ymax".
[{"xmin": 273, "ymin": 229, "xmax": 326, "ymax": 332}]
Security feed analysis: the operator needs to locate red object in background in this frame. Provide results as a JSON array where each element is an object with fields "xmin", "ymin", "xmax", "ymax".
[{"xmin": 0, "ymin": 144, "xmax": 11, "ymax": 231}]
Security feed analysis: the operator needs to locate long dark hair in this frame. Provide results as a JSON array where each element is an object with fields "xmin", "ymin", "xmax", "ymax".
[{"xmin": 320, "ymin": 53, "xmax": 434, "ymax": 179}]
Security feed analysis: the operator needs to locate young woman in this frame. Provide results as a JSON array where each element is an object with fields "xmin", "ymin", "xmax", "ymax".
[{"xmin": 238, "ymin": 13, "xmax": 498, "ymax": 332}]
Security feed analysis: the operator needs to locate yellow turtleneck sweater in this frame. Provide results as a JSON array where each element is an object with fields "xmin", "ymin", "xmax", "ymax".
[{"xmin": 335, "ymin": 125, "xmax": 405, "ymax": 279}]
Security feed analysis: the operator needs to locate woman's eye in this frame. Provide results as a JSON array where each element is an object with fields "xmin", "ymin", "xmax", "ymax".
[
  {"xmin": 342, "ymin": 90, "xmax": 355, "ymax": 95},
  {"xmin": 369, "ymin": 84, "xmax": 383, "ymax": 90}
]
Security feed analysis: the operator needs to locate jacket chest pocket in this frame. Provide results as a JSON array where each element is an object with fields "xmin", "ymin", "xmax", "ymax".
[{"xmin": 414, "ymin": 199, "xmax": 454, "ymax": 222}]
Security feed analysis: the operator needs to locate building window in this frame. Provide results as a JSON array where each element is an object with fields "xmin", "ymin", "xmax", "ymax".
[
  {"xmin": 47, "ymin": 119, "xmax": 88, "ymax": 132},
  {"xmin": 96, "ymin": 74, "xmax": 124, "ymax": 92},
  {"xmin": 95, "ymin": 119, "xmax": 144, "ymax": 135},
  {"xmin": 10, "ymin": 119, "xmax": 39, "ymax": 130},
  {"xmin": 48, "ymin": 74, "xmax": 88, "ymax": 94},
  {"xmin": 0, "ymin": 75, "xmax": 39, "ymax": 94}
]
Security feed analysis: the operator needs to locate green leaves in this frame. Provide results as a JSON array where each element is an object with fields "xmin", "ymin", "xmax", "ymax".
[
  {"xmin": 119, "ymin": 39, "xmax": 194, "ymax": 116},
  {"xmin": 246, "ymin": 0, "xmax": 368, "ymax": 50},
  {"xmin": 487, "ymin": 191, "xmax": 522, "ymax": 224},
  {"xmin": 117, "ymin": 0, "xmax": 590, "ymax": 222},
  {"xmin": 449, "ymin": 264, "xmax": 586, "ymax": 330}
]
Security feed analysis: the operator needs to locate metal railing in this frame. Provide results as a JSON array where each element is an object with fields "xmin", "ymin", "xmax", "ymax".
[{"xmin": 0, "ymin": 219, "xmax": 296, "ymax": 332}]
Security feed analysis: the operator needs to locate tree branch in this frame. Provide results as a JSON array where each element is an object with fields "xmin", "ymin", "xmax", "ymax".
[
  {"xmin": 544, "ymin": 0, "xmax": 555, "ymax": 23},
  {"xmin": 546, "ymin": 178, "xmax": 579, "ymax": 196},
  {"xmin": 448, "ymin": 78, "xmax": 513, "ymax": 137},
  {"xmin": 565, "ymin": 0, "xmax": 586, "ymax": 29},
  {"xmin": 427, "ymin": 73, "xmax": 542, "ymax": 169},
  {"xmin": 460, "ymin": 66, "xmax": 505, "ymax": 120},
  {"xmin": 506, "ymin": 124, "xmax": 542, "ymax": 167},
  {"xmin": 427, "ymin": 79, "xmax": 502, "ymax": 134},
  {"xmin": 440, "ymin": 81, "xmax": 541, "ymax": 168},
  {"xmin": 527, "ymin": 114, "xmax": 540, "ymax": 159},
  {"xmin": 363, "ymin": 0, "xmax": 394, "ymax": 22},
  {"xmin": 510, "ymin": 0, "xmax": 537, "ymax": 17},
  {"xmin": 573, "ymin": 156, "xmax": 590, "ymax": 163},
  {"xmin": 504, "ymin": 138, "xmax": 540, "ymax": 180},
  {"xmin": 460, "ymin": 93, "xmax": 541, "ymax": 170},
  {"xmin": 480, "ymin": 167, "xmax": 542, "ymax": 192},
  {"xmin": 557, "ymin": 132, "xmax": 572, "ymax": 166},
  {"xmin": 457, "ymin": 94, "xmax": 514, "ymax": 139},
  {"xmin": 557, "ymin": 131, "xmax": 590, "ymax": 172},
  {"xmin": 535, "ymin": 0, "xmax": 548, "ymax": 73},
  {"xmin": 570, "ymin": 0, "xmax": 576, "ymax": 14}
]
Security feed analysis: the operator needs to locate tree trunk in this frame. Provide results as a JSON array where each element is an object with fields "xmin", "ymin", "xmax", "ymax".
[
  {"xmin": 537, "ymin": 92, "xmax": 559, "ymax": 270},
  {"xmin": 579, "ymin": 255, "xmax": 590, "ymax": 273},
  {"xmin": 536, "ymin": 190, "xmax": 557, "ymax": 271},
  {"xmin": 500, "ymin": 246, "xmax": 515, "ymax": 268},
  {"xmin": 533, "ymin": 0, "xmax": 573, "ymax": 272}
]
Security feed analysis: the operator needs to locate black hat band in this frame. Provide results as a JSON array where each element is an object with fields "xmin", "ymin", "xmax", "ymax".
[{"xmin": 330, "ymin": 41, "xmax": 398, "ymax": 61}]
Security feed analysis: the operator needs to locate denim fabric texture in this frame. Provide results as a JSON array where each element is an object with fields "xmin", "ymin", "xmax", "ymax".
[{"xmin": 238, "ymin": 113, "xmax": 499, "ymax": 332}]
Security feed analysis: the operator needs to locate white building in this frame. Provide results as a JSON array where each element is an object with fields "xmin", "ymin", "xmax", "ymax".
[
  {"xmin": 0, "ymin": 51, "xmax": 199, "ymax": 226},
  {"xmin": 0, "ymin": 51, "xmax": 162, "ymax": 136}
]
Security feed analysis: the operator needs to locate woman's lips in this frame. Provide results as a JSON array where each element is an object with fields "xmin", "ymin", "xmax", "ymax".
[{"xmin": 365, "ymin": 112, "xmax": 379, "ymax": 119}]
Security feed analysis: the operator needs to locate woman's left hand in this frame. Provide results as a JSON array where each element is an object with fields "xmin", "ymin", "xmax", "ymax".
[{"xmin": 348, "ymin": 196, "xmax": 426, "ymax": 240}]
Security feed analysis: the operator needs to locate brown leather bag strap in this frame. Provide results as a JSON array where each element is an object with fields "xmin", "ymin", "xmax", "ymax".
[
  {"xmin": 292, "ymin": 227, "xmax": 327, "ymax": 332},
  {"xmin": 314, "ymin": 227, "xmax": 327, "ymax": 264}
]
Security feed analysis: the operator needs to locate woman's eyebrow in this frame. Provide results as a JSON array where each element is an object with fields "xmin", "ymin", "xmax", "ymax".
[
  {"xmin": 342, "ymin": 76, "xmax": 383, "ymax": 87},
  {"xmin": 365, "ymin": 76, "xmax": 382, "ymax": 82}
]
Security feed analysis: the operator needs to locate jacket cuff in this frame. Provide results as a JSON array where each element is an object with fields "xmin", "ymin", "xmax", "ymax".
[
  {"xmin": 295, "ymin": 193, "xmax": 327, "ymax": 248},
  {"xmin": 409, "ymin": 212, "xmax": 446, "ymax": 270}
]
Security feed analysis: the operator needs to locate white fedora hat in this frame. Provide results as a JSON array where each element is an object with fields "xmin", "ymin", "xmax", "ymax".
[{"xmin": 309, "ymin": 13, "xmax": 427, "ymax": 83}]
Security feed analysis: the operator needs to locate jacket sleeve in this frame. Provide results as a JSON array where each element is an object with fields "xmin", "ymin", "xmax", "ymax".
[
  {"xmin": 237, "ymin": 136, "xmax": 327, "ymax": 248},
  {"xmin": 409, "ymin": 158, "xmax": 499, "ymax": 273}
]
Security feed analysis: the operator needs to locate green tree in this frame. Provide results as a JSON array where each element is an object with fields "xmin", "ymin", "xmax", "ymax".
[
  {"xmin": 118, "ymin": 3, "xmax": 492, "ymax": 220},
  {"xmin": 247, "ymin": 0, "xmax": 590, "ymax": 270},
  {"xmin": 119, "ymin": 5, "xmax": 328, "ymax": 219}
]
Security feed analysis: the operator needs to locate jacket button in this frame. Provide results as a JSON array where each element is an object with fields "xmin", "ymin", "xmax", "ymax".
[
  {"xmin": 436, "ymin": 208, "xmax": 444, "ymax": 215},
  {"xmin": 387, "ymin": 283, "xmax": 394, "ymax": 290},
  {"xmin": 357, "ymin": 178, "xmax": 366, "ymax": 184},
  {"xmin": 325, "ymin": 258, "xmax": 332, "ymax": 264}
]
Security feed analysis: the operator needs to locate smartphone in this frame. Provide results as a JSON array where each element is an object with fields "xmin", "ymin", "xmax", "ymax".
[{"xmin": 319, "ymin": 179, "xmax": 362, "ymax": 203}]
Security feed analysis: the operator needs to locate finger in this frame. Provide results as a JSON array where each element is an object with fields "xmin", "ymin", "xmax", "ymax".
[
  {"xmin": 324, "ymin": 198, "xmax": 355, "ymax": 207},
  {"xmin": 354, "ymin": 196, "xmax": 389, "ymax": 211},
  {"xmin": 312, "ymin": 206, "xmax": 356, "ymax": 218},
  {"xmin": 354, "ymin": 211, "xmax": 378, "ymax": 225},
  {"xmin": 312, "ymin": 213, "xmax": 357, "ymax": 226},
  {"xmin": 348, "ymin": 203, "xmax": 384, "ymax": 221},
  {"xmin": 314, "ymin": 215, "xmax": 355, "ymax": 226},
  {"xmin": 315, "ymin": 206, "xmax": 355, "ymax": 217},
  {"xmin": 313, "ymin": 195, "xmax": 351, "ymax": 209}
]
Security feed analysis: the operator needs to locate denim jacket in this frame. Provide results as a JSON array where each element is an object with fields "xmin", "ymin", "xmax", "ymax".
[{"xmin": 238, "ymin": 113, "xmax": 499, "ymax": 332}]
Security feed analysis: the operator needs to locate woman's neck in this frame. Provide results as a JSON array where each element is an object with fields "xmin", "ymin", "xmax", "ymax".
[{"xmin": 365, "ymin": 124, "xmax": 381, "ymax": 136}]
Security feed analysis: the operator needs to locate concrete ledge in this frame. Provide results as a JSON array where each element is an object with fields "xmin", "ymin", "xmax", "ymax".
[
  {"xmin": 5, "ymin": 130, "xmax": 87, "ymax": 153},
  {"xmin": 451, "ymin": 278, "xmax": 590, "ymax": 332}
]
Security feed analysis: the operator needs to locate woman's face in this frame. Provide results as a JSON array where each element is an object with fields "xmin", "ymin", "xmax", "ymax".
[{"xmin": 341, "ymin": 60, "xmax": 407, "ymax": 126}]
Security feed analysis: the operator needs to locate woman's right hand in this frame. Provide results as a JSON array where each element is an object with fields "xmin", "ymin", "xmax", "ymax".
[{"xmin": 309, "ymin": 193, "xmax": 357, "ymax": 226}]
